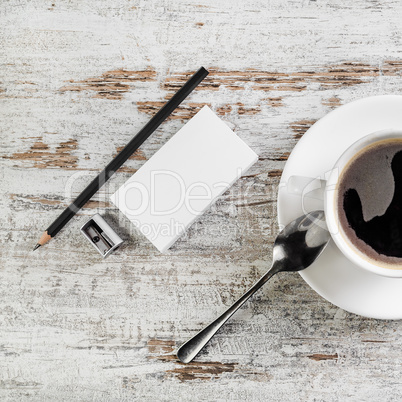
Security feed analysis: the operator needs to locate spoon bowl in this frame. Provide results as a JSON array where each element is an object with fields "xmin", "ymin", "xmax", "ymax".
[{"xmin": 273, "ymin": 210, "xmax": 330, "ymax": 273}]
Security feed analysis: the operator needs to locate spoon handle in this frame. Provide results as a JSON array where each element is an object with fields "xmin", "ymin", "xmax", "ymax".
[{"xmin": 177, "ymin": 266, "xmax": 279, "ymax": 363}]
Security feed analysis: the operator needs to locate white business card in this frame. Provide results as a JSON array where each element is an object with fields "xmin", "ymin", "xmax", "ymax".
[{"xmin": 110, "ymin": 105, "xmax": 258, "ymax": 252}]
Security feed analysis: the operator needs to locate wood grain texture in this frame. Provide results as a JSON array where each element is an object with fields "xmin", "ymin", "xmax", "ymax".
[{"xmin": 1, "ymin": 0, "xmax": 402, "ymax": 400}]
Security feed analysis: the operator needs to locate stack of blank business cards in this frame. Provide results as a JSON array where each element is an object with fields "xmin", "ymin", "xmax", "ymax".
[{"xmin": 110, "ymin": 105, "xmax": 258, "ymax": 252}]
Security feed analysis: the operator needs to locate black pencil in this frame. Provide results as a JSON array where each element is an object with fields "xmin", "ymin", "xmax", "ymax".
[{"xmin": 34, "ymin": 67, "xmax": 209, "ymax": 250}]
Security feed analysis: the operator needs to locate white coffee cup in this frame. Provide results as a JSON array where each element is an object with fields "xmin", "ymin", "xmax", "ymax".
[{"xmin": 288, "ymin": 128, "xmax": 402, "ymax": 278}]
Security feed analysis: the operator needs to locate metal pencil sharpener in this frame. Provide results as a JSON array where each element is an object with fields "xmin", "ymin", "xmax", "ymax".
[{"xmin": 81, "ymin": 214, "xmax": 123, "ymax": 258}]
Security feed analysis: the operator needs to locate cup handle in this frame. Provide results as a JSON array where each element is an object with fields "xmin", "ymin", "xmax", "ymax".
[{"xmin": 287, "ymin": 175, "xmax": 327, "ymax": 202}]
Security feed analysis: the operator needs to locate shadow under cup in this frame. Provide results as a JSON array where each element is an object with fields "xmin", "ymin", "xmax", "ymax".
[{"xmin": 290, "ymin": 128, "xmax": 402, "ymax": 278}]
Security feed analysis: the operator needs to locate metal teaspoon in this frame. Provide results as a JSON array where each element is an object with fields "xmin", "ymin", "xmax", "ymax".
[{"xmin": 177, "ymin": 210, "xmax": 330, "ymax": 363}]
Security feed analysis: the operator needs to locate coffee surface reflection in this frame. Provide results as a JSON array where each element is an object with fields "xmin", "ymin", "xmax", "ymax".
[{"xmin": 338, "ymin": 140, "xmax": 402, "ymax": 266}]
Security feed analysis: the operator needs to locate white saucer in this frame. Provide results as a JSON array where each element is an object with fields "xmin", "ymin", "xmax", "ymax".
[{"xmin": 277, "ymin": 95, "xmax": 402, "ymax": 319}]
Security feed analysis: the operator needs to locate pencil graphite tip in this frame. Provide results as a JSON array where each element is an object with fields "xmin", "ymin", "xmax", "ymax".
[{"xmin": 33, "ymin": 244, "xmax": 41, "ymax": 251}]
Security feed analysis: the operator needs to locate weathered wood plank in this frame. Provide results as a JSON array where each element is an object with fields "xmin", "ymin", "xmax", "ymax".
[{"xmin": 2, "ymin": 0, "xmax": 402, "ymax": 400}]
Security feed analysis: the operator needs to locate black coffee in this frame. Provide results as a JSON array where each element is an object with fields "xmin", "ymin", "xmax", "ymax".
[{"xmin": 337, "ymin": 139, "xmax": 402, "ymax": 267}]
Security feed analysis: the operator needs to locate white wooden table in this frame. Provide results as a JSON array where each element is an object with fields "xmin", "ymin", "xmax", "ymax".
[{"xmin": 1, "ymin": 1, "xmax": 402, "ymax": 400}]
